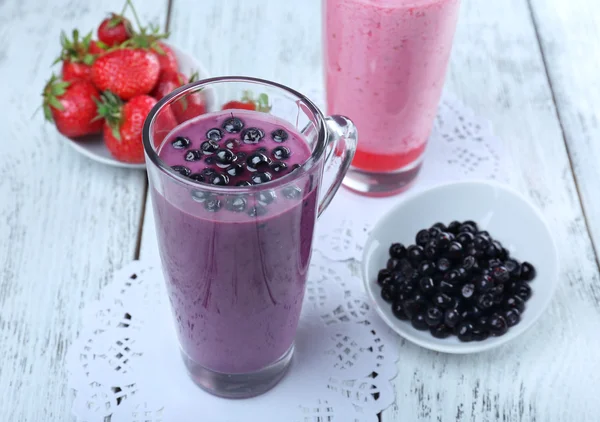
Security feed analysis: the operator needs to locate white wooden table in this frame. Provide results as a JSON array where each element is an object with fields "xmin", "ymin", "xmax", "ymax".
[{"xmin": 1, "ymin": 0, "xmax": 599, "ymax": 420}]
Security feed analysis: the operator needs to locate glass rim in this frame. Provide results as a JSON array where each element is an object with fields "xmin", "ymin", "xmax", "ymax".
[{"xmin": 142, "ymin": 75, "xmax": 328, "ymax": 194}]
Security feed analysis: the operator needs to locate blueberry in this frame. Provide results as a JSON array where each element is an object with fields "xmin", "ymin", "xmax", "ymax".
[
  {"xmin": 206, "ymin": 128, "xmax": 223, "ymax": 142},
  {"xmin": 433, "ymin": 293, "xmax": 453, "ymax": 309},
  {"xmin": 225, "ymin": 196, "xmax": 247, "ymax": 212},
  {"xmin": 490, "ymin": 285, "xmax": 505, "ymax": 304},
  {"xmin": 461, "ymin": 283, "xmax": 476, "ymax": 300},
  {"xmin": 236, "ymin": 180, "xmax": 252, "ymax": 187},
  {"xmin": 457, "ymin": 267, "xmax": 468, "ymax": 279},
  {"xmin": 428, "ymin": 227, "xmax": 442, "ymax": 238},
  {"xmin": 248, "ymin": 204, "xmax": 268, "ymax": 217},
  {"xmin": 460, "ymin": 305, "xmax": 482, "ymax": 322},
  {"xmin": 226, "ymin": 164, "xmax": 244, "ymax": 177},
  {"xmin": 201, "ymin": 168, "xmax": 217, "ymax": 177},
  {"xmin": 447, "ymin": 221, "xmax": 461, "ymax": 234},
  {"xmin": 418, "ymin": 260, "xmax": 435, "ymax": 276},
  {"xmin": 191, "ymin": 190, "xmax": 208, "ymax": 203},
  {"xmin": 424, "ymin": 246, "xmax": 438, "ymax": 260},
  {"xmin": 462, "ymin": 256, "xmax": 477, "ymax": 271},
  {"xmin": 444, "ymin": 308, "xmax": 462, "ymax": 328},
  {"xmin": 251, "ymin": 172, "xmax": 272, "ymax": 184},
  {"xmin": 504, "ymin": 295, "xmax": 525, "ymax": 313},
  {"xmin": 205, "ymin": 156, "xmax": 216, "ymax": 165},
  {"xmin": 387, "ymin": 258, "xmax": 401, "ymax": 271},
  {"xmin": 411, "ymin": 313, "xmax": 429, "ymax": 331},
  {"xmin": 257, "ymin": 190, "xmax": 277, "ymax": 205},
  {"xmin": 430, "ymin": 324, "xmax": 452, "ymax": 339},
  {"xmin": 514, "ymin": 282, "xmax": 532, "ymax": 301},
  {"xmin": 520, "ymin": 262, "xmax": 536, "ymax": 281},
  {"xmin": 282, "ymin": 186, "xmax": 302, "ymax": 199},
  {"xmin": 222, "ymin": 117, "xmax": 244, "ymax": 133},
  {"xmin": 271, "ymin": 128, "xmax": 289, "ymax": 143},
  {"xmin": 491, "ymin": 265, "xmax": 510, "ymax": 283},
  {"xmin": 215, "ymin": 149, "xmax": 236, "ymax": 166},
  {"xmin": 476, "ymin": 316, "xmax": 489, "ymax": 328},
  {"xmin": 378, "ymin": 275, "xmax": 394, "ymax": 288},
  {"xmin": 171, "ymin": 165, "xmax": 191, "ymax": 176},
  {"xmin": 399, "ymin": 282, "xmax": 416, "ymax": 297},
  {"xmin": 270, "ymin": 162, "xmax": 288, "ymax": 173},
  {"xmin": 290, "ymin": 163, "xmax": 301, "ymax": 172},
  {"xmin": 416, "ymin": 229, "xmax": 431, "ymax": 247},
  {"xmin": 473, "ymin": 234, "xmax": 490, "ymax": 250},
  {"xmin": 444, "ymin": 269, "xmax": 462, "ymax": 283},
  {"xmin": 486, "ymin": 241, "xmax": 503, "ymax": 258},
  {"xmin": 456, "ymin": 231, "xmax": 475, "ymax": 246},
  {"xmin": 377, "ymin": 269, "xmax": 392, "ymax": 284},
  {"xmin": 471, "ymin": 326, "xmax": 489, "ymax": 341},
  {"xmin": 474, "ymin": 274, "xmax": 493, "ymax": 292},
  {"xmin": 438, "ymin": 280, "xmax": 457, "ymax": 294},
  {"xmin": 504, "ymin": 258, "xmax": 521, "ymax": 278},
  {"xmin": 242, "ymin": 127, "xmax": 265, "ymax": 144},
  {"xmin": 425, "ymin": 306, "xmax": 444, "ymax": 327},
  {"xmin": 256, "ymin": 147, "xmax": 268, "ymax": 153},
  {"xmin": 381, "ymin": 284, "xmax": 399, "ymax": 302},
  {"xmin": 246, "ymin": 153, "xmax": 271, "ymax": 171},
  {"xmin": 432, "ymin": 222, "xmax": 447, "ymax": 231},
  {"xmin": 171, "ymin": 136, "xmax": 191, "ymax": 149},
  {"xmin": 200, "ymin": 140, "xmax": 219, "ymax": 155},
  {"xmin": 189, "ymin": 173, "xmax": 205, "ymax": 182},
  {"xmin": 488, "ymin": 258, "xmax": 503, "ymax": 269},
  {"xmin": 392, "ymin": 271, "xmax": 406, "ymax": 284},
  {"xmin": 407, "ymin": 245, "xmax": 424, "ymax": 264},
  {"xmin": 419, "ymin": 277, "xmax": 435, "ymax": 295},
  {"xmin": 225, "ymin": 139, "xmax": 240, "ymax": 150},
  {"xmin": 210, "ymin": 173, "xmax": 229, "ymax": 185},
  {"xmin": 456, "ymin": 321, "xmax": 475, "ymax": 342},
  {"xmin": 459, "ymin": 222, "xmax": 477, "ymax": 234},
  {"xmin": 436, "ymin": 257, "xmax": 451, "ymax": 272},
  {"xmin": 184, "ymin": 149, "xmax": 202, "ymax": 162},
  {"xmin": 392, "ymin": 300, "xmax": 409, "ymax": 320},
  {"xmin": 488, "ymin": 313, "xmax": 508, "ymax": 336},
  {"xmin": 436, "ymin": 232, "xmax": 454, "ymax": 249},
  {"xmin": 204, "ymin": 197, "xmax": 222, "ymax": 212},
  {"xmin": 476, "ymin": 293, "xmax": 494, "ymax": 309},
  {"xmin": 504, "ymin": 309, "xmax": 521, "ymax": 327},
  {"xmin": 272, "ymin": 146, "xmax": 291, "ymax": 160},
  {"xmin": 446, "ymin": 241, "xmax": 463, "ymax": 259},
  {"xmin": 236, "ymin": 152, "xmax": 247, "ymax": 160}
]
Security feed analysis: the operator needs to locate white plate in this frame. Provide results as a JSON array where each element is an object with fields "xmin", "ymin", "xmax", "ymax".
[
  {"xmin": 61, "ymin": 43, "xmax": 211, "ymax": 169},
  {"xmin": 362, "ymin": 180, "xmax": 559, "ymax": 354}
]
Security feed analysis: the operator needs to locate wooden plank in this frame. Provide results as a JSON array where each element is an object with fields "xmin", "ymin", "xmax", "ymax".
[
  {"xmin": 383, "ymin": 0, "xmax": 600, "ymax": 421},
  {"xmin": 528, "ymin": 0, "xmax": 600, "ymax": 263},
  {"xmin": 143, "ymin": 0, "xmax": 600, "ymax": 421},
  {"xmin": 0, "ymin": 0, "xmax": 168, "ymax": 420}
]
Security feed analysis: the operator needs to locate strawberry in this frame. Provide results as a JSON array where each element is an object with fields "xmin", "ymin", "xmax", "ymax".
[
  {"xmin": 97, "ymin": 13, "xmax": 133, "ymax": 47},
  {"xmin": 151, "ymin": 70, "xmax": 188, "ymax": 100},
  {"xmin": 222, "ymin": 91, "xmax": 271, "ymax": 112},
  {"xmin": 171, "ymin": 72, "xmax": 207, "ymax": 124},
  {"xmin": 97, "ymin": 92, "xmax": 155, "ymax": 163},
  {"xmin": 92, "ymin": 48, "xmax": 160, "ymax": 100},
  {"xmin": 153, "ymin": 42, "xmax": 178, "ymax": 74},
  {"xmin": 89, "ymin": 41, "xmax": 105, "ymax": 56},
  {"xmin": 42, "ymin": 75, "xmax": 103, "ymax": 138},
  {"xmin": 54, "ymin": 30, "xmax": 102, "ymax": 83}
]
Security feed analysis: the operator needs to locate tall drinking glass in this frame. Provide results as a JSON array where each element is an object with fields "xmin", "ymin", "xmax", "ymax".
[
  {"xmin": 142, "ymin": 77, "xmax": 357, "ymax": 398},
  {"xmin": 324, "ymin": 0, "xmax": 461, "ymax": 196}
]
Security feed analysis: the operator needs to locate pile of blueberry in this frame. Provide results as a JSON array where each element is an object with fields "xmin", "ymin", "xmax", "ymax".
[
  {"xmin": 377, "ymin": 221, "xmax": 536, "ymax": 342},
  {"xmin": 169, "ymin": 116, "xmax": 299, "ymax": 188}
]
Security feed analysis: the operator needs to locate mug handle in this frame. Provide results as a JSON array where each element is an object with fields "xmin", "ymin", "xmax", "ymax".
[{"xmin": 317, "ymin": 115, "xmax": 358, "ymax": 217}]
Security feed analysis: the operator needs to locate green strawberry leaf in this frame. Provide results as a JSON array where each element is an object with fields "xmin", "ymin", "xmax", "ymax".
[
  {"xmin": 257, "ymin": 93, "xmax": 271, "ymax": 112},
  {"xmin": 48, "ymin": 96, "xmax": 64, "ymax": 111}
]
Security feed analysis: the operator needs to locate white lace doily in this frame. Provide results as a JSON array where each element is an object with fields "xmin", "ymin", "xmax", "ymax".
[{"xmin": 67, "ymin": 90, "xmax": 507, "ymax": 421}]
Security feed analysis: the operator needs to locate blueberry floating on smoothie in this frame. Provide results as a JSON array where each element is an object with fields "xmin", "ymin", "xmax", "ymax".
[
  {"xmin": 205, "ymin": 156, "xmax": 216, "ymax": 165},
  {"xmin": 185, "ymin": 150, "xmax": 202, "ymax": 162},
  {"xmin": 246, "ymin": 153, "xmax": 271, "ymax": 171},
  {"xmin": 172, "ymin": 165, "xmax": 191, "ymax": 176},
  {"xmin": 225, "ymin": 139, "xmax": 240, "ymax": 150},
  {"xmin": 272, "ymin": 146, "xmax": 291, "ymax": 160},
  {"xmin": 271, "ymin": 129, "xmax": 288, "ymax": 143},
  {"xmin": 242, "ymin": 128, "xmax": 265, "ymax": 144},
  {"xmin": 215, "ymin": 149, "xmax": 236, "ymax": 167},
  {"xmin": 270, "ymin": 162, "xmax": 287, "ymax": 173},
  {"xmin": 202, "ymin": 168, "xmax": 217, "ymax": 177},
  {"xmin": 225, "ymin": 196, "xmax": 247, "ymax": 212},
  {"xmin": 172, "ymin": 136, "xmax": 191, "ymax": 149},
  {"xmin": 251, "ymin": 171, "xmax": 272, "ymax": 184},
  {"xmin": 222, "ymin": 116, "xmax": 244, "ymax": 133},
  {"xmin": 206, "ymin": 128, "xmax": 223, "ymax": 142},
  {"xmin": 236, "ymin": 180, "xmax": 252, "ymax": 187},
  {"xmin": 201, "ymin": 140, "xmax": 219, "ymax": 155},
  {"xmin": 226, "ymin": 164, "xmax": 244, "ymax": 177},
  {"xmin": 374, "ymin": 221, "xmax": 537, "ymax": 342},
  {"xmin": 210, "ymin": 173, "xmax": 230, "ymax": 186},
  {"xmin": 189, "ymin": 173, "xmax": 205, "ymax": 182}
]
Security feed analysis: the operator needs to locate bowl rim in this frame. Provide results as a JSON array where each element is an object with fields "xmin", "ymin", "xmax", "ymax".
[{"xmin": 361, "ymin": 179, "xmax": 560, "ymax": 354}]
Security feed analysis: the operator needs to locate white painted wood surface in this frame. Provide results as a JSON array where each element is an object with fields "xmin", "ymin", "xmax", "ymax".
[
  {"xmin": 528, "ymin": 0, "xmax": 600, "ymax": 262},
  {"xmin": 0, "ymin": 0, "xmax": 167, "ymax": 420},
  {"xmin": 3, "ymin": 0, "xmax": 600, "ymax": 420}
]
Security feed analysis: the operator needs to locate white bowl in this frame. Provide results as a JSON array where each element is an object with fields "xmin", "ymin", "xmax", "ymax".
[
  {"xmin": 362, "ymin": 180, "xmax": 559, "ymax": 354},
  {"xmin": 60, "ymin": 43, "xmax": 211, "ymax": 169}
]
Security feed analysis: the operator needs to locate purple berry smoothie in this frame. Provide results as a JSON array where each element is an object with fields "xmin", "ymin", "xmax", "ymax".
[{"xmin": 152, "ymin": 110, "xmax": 316, "ymax": 375}]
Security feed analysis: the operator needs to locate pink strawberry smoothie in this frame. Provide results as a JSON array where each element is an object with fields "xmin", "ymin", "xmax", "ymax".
[
  {"xmin": 325, "ymin": 0, "xmax": 461, "ymax": 173},
  {"xmin": 152, "ymin": 110, "xmax": 317, "ymax": 374}
]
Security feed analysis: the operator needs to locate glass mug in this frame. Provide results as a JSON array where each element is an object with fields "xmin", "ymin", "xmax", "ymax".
[
  {"xmin": 142, "ymin": 77, "xmax": 357, "ymax": 398},
  {"xmin": 324, "ymin": 0, "xmax": 461, "ymax": 196}
]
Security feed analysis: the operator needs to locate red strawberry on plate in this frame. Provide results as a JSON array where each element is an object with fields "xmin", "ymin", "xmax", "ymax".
[
  {"xmin": 151, "ymin": 70, "xmax": 188, "ymax": 100},
  {"xmin": 171, "ymin": 72, "xmax": 208, "ymax": 124},
  {"xmin": 42, "ymin": 74, "xmax": 103, "ymax": 138},
  {"xmin": 92, "ymin": 47, "xmax": 160, "ymax": 100},
  {"xmin": 54, "ymin": 30, "xmax": 102, "ymax": 83},
  {"xmin": 222, "ymin": 91, "xmax": 271, "ymax": 112},
  {"xmin": 153, "ymin": 42, "xmax": 179, "ymax": 74},
  {"xmin": 98, "ymin": 12, "xmax": 133, "ymax": 47}
]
